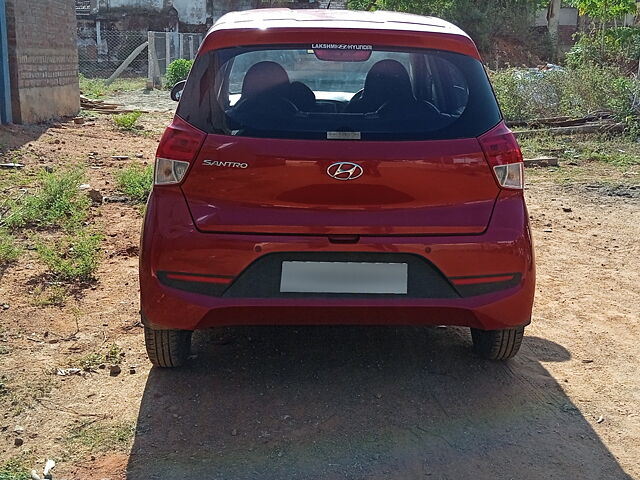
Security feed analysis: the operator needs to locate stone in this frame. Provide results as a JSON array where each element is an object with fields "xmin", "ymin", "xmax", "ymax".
[
  {"xmin": 523, "ymin": 157, "xmax": 559, "ymax": 168},
  {"xmin": 87, "ymin": 189, "xmax": 103, "ymax": 204},
  {"xmin": 103, "ymin": 196, "xmax": 128, "ymax": 203}
]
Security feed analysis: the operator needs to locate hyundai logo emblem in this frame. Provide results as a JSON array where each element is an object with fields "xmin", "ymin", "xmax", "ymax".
[{"xmin": 327, "ymin": 162, "xmax": 364, "ymax": 181}]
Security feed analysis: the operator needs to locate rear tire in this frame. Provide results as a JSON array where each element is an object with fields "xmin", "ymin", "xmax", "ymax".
[
  {"xmin": 144, "ymin": 326, "xmax": 192, "ymax": 368},
  {"xmin": 471, "ymin": 326, "xmax": 524, "ymax": 360}
]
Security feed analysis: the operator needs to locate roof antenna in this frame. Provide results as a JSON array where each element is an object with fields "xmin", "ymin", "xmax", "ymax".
[{"xmin": 326, "ymin": 0, "xmax": 332, "ymax": 8}]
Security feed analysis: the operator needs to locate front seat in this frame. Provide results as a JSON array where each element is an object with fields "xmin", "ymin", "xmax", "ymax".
[
  {"xmin": 345, "ymin": 60, "xmax": 416, "ymax": 113},
  {"xmin": 288, "ymin": 81, "xmax": 316, "ymax": 112},
  {"xmin": 232, "ymin": 61, "xmax": 296, "ymax": 116}
]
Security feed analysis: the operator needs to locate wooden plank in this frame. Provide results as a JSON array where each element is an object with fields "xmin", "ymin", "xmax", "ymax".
[
  {"xmin": 147, "ymin": 31, "xmax": 155, "ymax": 89},
  {"xmin": 165, "ymin": 32, "xmax": 171, "ymax": 76},
  {"xmin": 515, "ymin": 122, "xmax": 625, "ymax": 138}
]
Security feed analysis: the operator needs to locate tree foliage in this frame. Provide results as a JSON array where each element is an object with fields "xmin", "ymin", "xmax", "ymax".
[
  {"xmin": 567, "ymin": 0, "xmax": 636, "ymax": 21},
  {"xmin": 346, "ymin": 0, "xmax": 543, "ymax": 51}
]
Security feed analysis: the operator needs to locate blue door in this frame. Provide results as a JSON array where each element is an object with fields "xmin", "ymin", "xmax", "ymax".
[{"xmin": 0, "ymin": 0, "xmax": 12, "ymax": 124}]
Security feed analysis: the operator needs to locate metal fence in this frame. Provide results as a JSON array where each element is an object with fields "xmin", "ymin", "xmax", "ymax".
[
  {"xmin": 77, "ymin": 30, "xmax": 203, "ymax": 84},
  {"xmin": 148, "ymin": 32, "xmax": 204, "ymax": 87}
]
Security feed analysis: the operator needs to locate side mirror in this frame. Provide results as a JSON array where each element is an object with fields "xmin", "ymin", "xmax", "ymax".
[{"xmin": 170, "ymin": 80, "xmax": 187, "ymax": 102}]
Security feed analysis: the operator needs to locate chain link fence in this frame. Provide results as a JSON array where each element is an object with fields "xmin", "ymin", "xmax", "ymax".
[
  {"xmin": 77, "ymin": 30, "xmax": 203, "ymax": 85},
  {"xmin": 78, "ymin": 30, "xmax": 148, "ymax": 79}
]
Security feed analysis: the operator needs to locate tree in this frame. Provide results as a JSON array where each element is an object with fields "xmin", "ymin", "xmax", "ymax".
[
  {"xmin": 568, "ymin": 0, "xmax": 636, "ymax": 21},
  {"xmin": 346, "ymin": 0, "xmax": 543, "ymax": 53},
  {"xmin": 566, "ymin": 0, "xmax": 636, "ymax": 59},
  {"xmin": 547, "ymin": 0, "xmax": 562, "ymax": 60}
]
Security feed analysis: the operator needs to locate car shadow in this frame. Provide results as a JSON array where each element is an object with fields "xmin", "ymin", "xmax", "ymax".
[{"xmin": 127, "ymin": 326, "xmax": 632, "ymax": 480}]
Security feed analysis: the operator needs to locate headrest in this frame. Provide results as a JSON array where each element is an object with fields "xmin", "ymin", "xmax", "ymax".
[
  {"xmin": 363, "ymin": 60, "xmax": 413, "ymax": 100},
  {"xmin": 241, "ymin": 61, "xmax": 290, "ymax": 99}
]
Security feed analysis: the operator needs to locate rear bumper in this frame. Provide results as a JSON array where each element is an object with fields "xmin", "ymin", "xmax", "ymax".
[{"xmin": 140, "ymin": 188, "xmax": 535, "ymax": 331}]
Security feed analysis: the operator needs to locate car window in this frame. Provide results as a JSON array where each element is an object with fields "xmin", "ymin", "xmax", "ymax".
[
  {"xmin": 178, "ymin": 44, "xmax": 501, "ymax": 141},
  {"xmin": 228, "ymin": 49, "xmax": 411, "ymax": 99}
]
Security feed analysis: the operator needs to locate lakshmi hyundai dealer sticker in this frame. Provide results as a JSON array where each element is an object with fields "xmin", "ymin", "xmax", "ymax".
[{"xmin": 311, "ymin": 44, "xmax": 373, "ymax": 50}]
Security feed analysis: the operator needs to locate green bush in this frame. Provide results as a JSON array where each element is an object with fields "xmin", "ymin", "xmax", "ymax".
[
  {"xmin": 113, "ymin": 111, "xmax": 142, "ymax": 131},
  {"xmin": 1, "ymin": 168, "xmax": 90, "ymax": 232},
  {"xmin": 37, "ymin": 232, "xmax": 103, "ymax": 281},
  {"xmin": 491, "ymin": 69, "xmax": 541, "ymax": 122},
  {"xmin": 165, "ymin": 59, "xmax": 194, "ymax": 88},
  {"xmin": 490, "ymin": 65, "xmax": 638, "ymax": 125},
  {"xmin": 567, "ymin": 27, "xmax": 640, "ymax": 74},
  {"xmin": 115, "ymin": 164, "xmax": 153, "ymax": 203}
]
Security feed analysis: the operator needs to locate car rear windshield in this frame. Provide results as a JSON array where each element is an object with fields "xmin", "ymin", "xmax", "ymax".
[{"xmin": 177, "ymin": 44, "xmax": 502, "ymax": 141}]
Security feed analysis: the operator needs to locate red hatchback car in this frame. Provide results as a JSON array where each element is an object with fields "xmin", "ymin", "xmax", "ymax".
[{"xmin": 140, "ymin": 9, "xmax": 535, "ymax": 367}]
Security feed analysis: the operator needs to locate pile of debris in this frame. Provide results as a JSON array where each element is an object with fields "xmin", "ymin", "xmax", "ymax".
[
  {"xmin": 509, "ymin": 112, "xmax": 624, "ymax": 138},
  {"xmin": 80, "ymin": 96, "xmax": 145, "ymax": 115}
]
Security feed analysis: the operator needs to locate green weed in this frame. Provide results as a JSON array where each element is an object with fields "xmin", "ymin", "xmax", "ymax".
[
  {"xmin": 115, "ymin": 164, "xmax": 153, "ymax": 203},
  {"xmin": 77, "ymin": 352, "xmax": 104, "ymax": 371},
  {"xmin": 74, "ymin": 343, "xmax": 124, "ymax": 371},
  {"xmin": 67, "ymin": 420, "xmax": 135, "ymax": 453},
  {"xmin": 79, "ymin": 74, "xmax": 107, "ymax": 98},
  {"xmin": 80, "ymin": 75, "xmax": 146, "ymax": 99},
  {"xmin": 581, "ymin": 148, "xmax": 639, "ymax": 167},
  {"xmin": 0, "ymin": 456, "xmax": 31, "ymax": 480},
  {"xmin": 36, "ymin": 231, "xmax": 103, "ymax": 282},
  {"xmin": 1, "ymin": 168, "xmax": 90, "ymax": 232},
  {"xmin": 31, "ymin": 284, "xmax": 68, "ymax": 308},
  {"xmin": 105, "ymin": 343, "xmax": 124, "ymax": 365},
  {"xmin": 113, "ymin": 111, "xmax": 143, "ymax": 131},
  {"xmin": 519, "ymin": 133, "xmax": 640, "ymax": 168},
  {"xmin": 0, "ymin": 230, "xmax": 21, "ymax": 265},
  {"xmin": 0, "ymin": 373, "xmax": 53, "ymax": 416}
]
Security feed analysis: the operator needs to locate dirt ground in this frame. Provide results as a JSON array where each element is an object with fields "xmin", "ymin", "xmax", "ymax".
[
  {"xmin": 102, "ymin": 90, "xmax": 177, "ymax": 113},
  {"xmin": 0, "ymin": 110, "xmax": 639, "ymax": 480}
]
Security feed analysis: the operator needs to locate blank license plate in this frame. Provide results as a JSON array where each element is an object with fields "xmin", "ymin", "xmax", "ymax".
[{"xmin": 280, "ymin": 261, "xmax": 408, "ymax": 294}]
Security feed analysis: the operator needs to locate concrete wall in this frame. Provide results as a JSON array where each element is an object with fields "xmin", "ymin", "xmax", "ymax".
[
  {"xmin": 6, "ymin": 0, "xmax": 80, "ymax": 123},
  {"xmin": 534, "ymin": 7, "xmax": 579, "ymax": 27},
  {"xmin": 173, "ymin": 0, "xmax": 208, "ymax": 25},
  {"xmin": 99, "ymin": 0, "xmax": 163, "ymax": 9},
  {"xmin": 79, "ymin": 0, "xmax": 335, "ymax": 31}
]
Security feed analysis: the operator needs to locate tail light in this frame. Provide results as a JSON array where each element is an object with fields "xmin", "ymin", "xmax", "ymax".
[
  {"xmin": 154, "ymin": 117, "xmax": 206, "ymax": 185},
  {"xmin": 479, "ymin": 122, "xmax": 524, "ymax": 190}
]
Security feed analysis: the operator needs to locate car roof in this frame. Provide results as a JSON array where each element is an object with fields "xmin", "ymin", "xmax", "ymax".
[{"xmin": 209, "ymin": 9, "xmax": 470, "ymax": 39}]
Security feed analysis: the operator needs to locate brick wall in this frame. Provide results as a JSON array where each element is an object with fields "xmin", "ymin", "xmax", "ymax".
[{"xmin": 6, "ymin": 0, "xmax": 80, "ymax": 123}]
